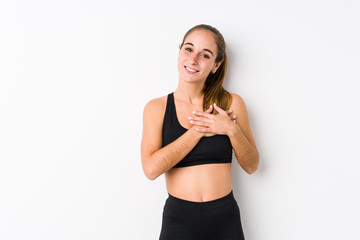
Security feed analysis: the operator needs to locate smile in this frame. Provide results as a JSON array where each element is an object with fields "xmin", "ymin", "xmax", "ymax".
[{"xmin": 185, "ymin": 66, "xmax": 199, "ymax": 73}]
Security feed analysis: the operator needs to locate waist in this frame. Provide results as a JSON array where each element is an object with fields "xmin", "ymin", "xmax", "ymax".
[{"xmin": 165, "ymin": 163, "xmax": 232, "ymax": 202}]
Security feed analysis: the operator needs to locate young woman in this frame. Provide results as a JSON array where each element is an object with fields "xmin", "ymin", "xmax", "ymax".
[{"xmin": 141, "ymin": 24, "xmax": 259, "ymax": 240}]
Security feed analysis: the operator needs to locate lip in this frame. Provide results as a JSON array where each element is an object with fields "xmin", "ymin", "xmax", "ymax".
[{"xmin": 184, "ymin": 66, "xmax": 199, "ymax": 74}]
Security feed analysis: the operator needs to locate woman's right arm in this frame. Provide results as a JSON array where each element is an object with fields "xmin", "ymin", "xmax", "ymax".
[{"xmin": 141, "ymin": 98, "xmax": 203, "ymax": 180}]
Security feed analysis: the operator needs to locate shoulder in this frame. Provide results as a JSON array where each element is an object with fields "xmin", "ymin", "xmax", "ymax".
[
  {"xmin": 143, "ymin": 95, "xmax": 168, "ymax": 119},
  {"xmin": 229, "ymin": 93, "xmax": 246, "ymax": 110}
]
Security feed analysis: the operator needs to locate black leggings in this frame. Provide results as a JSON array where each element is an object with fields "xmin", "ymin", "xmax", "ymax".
[{"xmin": 159, "ymin": 191, "xmax": 245, "ymax": 240}]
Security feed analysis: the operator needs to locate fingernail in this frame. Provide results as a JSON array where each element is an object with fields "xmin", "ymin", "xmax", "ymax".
[
  {"xmin": 233, "ymin": 115, "xmax": 236, "ymax": 118},
  {"xmin": 229, "ymin": 110, "xmax": 232, "ymax": 113},
  {"xmin": 214, "ymin": 103, "xmax": 217, "ymax": 106},
  {"xmin": 209, "ymin": 105, "xmax": 213, "ymax": 108},
  {"xmin": 188, "ymin": 116, "xmax": 192, "ymax": 120},
  {"xmin": 192, "ymin": 110, "xmax": 196, "ymax": 114},
  {"xmin": 190, "ymin": 120, "xmax": 194, "ymax": 124}
]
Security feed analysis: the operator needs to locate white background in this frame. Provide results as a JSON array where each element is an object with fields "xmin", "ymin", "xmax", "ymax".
[{"xmin": 1, "ymin": 0, "xmax": 359, "ymax": 239}]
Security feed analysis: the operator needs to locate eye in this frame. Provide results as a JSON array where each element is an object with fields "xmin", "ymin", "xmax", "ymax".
[
  {"xmin": 185, "ymin": 47, "xmax": 192, "ymax": 52},
  {"xmin": 201, "ymin": 54, "xmax": 210, "ymax": 59}
]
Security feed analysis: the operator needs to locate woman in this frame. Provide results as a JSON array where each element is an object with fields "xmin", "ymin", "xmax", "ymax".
[{"xmin": 141, "ymin": 24, "xmax": 259, "ymax": 240}]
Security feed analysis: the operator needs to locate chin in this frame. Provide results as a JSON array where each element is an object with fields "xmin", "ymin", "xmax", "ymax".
[
  {"xmin": 182, "ymin": 77, "xmax": 205, "ymax": 84},
  {"xmin": 179, "ymin": 70, "xmax": 207, "ymax": 84}
]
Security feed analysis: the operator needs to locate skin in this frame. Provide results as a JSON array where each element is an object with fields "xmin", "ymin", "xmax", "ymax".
[{"xmin": 141, "ymin": 29, "xmax": 259, "ymax": 202}]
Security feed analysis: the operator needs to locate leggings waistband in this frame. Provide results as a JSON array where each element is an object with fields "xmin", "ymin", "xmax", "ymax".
[{"xmin": 166, "ymin": 191, "xmax": 235, "ymax": 209}]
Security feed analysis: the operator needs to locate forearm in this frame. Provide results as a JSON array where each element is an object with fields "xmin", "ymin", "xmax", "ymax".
[
  {"xmin": 145, "ymin": 127, "xmax": 202, "ymax": 180},
  {"xmin": 228, "ymin": 123, "xmax": 259, "ymax": 174}
]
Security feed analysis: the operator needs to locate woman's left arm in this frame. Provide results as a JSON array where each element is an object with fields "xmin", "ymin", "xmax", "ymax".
[
  {"xmin": 225, "ymin": 94, "xmax": 259, "ymax": 174},
  {"xmin": 190, "ymin": 93, "xmax": 259, "ymax": 174}
]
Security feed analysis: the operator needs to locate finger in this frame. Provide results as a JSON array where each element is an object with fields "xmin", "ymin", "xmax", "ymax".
[
  {"xmin": 192, "ymin": 110, "xmax": 213, "ymax": 119},
  {"xmin": 195, "ymin": 126, "xmax": 213, "ymax": 133},
  {"xmin": 189, "ymin": 116, "xmax": 213, "ymax": 123},
  {"xmin": 213, "ymin": 103, "xmax": 227, "ymax": 115},
  {"xmin": 189, "ymin": 120, "xmax": 210, "ymax": 127},
  {"xmin": 205, "ymin": 105, "xmax": 213, "ymax": 113},
  {"xmin": 225, "ymin": 109, "xmax": 233, "ymax": 115}
]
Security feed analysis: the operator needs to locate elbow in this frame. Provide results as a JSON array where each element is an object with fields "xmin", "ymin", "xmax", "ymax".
[
  {"xmin": 141, "ymin": 153, "xmax": 164, "ymax": 180},
  {"xmin": 245, "ymin": 152, "xmax": 259, "ymax": 175},
  {"xmin": 145, "ymin": 172, "xmax": 158, "ymax": 181},
  {"xmin": 245, "ymin": 166, "xmax": 258, "ymax": 175},
  {"xmin": 142, "ymin": 164, "xmax": 160, "ymax": 181}
]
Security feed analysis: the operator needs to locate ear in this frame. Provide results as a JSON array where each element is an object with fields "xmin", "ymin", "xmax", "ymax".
[{"xmin": 211, "ymin": 60, "xmax": 223, "ymax": 74}]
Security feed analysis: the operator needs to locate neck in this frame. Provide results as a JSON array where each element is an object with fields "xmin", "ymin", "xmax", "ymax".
[{"xmin": 174, "ymin": 80, "xmax": 204, "ymax": 105}]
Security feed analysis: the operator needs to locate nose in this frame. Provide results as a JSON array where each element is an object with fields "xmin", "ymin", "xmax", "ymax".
[{"xmin": 188, "ymin": 53, "xmax": 198, "ymax": 65}]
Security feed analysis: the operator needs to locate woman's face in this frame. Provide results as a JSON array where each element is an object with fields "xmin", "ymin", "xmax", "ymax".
[{"xmin": 178, "ymin": 29, "xmax": 222, "ymax": 84}]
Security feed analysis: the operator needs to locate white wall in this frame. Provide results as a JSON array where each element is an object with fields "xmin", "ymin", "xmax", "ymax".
[{"xmin": 1, "ymin": 0, "xmax": 359, "ymax": 239}]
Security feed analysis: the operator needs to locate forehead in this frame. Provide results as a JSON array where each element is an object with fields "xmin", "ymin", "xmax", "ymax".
[{"xmin": 184, "ymin": 30, "xmax": 217, "ymax": 52}]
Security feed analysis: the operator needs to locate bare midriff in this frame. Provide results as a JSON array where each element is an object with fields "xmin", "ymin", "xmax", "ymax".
[{"xmin": 165, "ymin": 163, "xmax": 233, "ymax": 202}]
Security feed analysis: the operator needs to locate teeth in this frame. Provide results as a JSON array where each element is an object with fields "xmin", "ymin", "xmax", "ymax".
[{"xmin": 185, "ymin": 66, "xmax": 198, "ymax": 72}]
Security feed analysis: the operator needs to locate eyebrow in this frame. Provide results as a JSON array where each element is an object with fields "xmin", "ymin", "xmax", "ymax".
[{"xmin": 184, "ymin": 42, "xmax": 214, "ymax": 56}]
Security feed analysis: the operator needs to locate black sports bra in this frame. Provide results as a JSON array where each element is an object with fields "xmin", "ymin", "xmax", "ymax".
[{"xmin": 162, "ymin": 92, "xmax": 233, "ymax": 168}]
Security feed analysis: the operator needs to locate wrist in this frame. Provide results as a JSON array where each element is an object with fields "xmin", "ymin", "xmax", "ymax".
[
  {"xmin": 227, "ymin": 122, "xmax": 241, "ymax": 138},
  {"xmin": 189, "ymin": 125, "xmax": 204, "ymax": 138}
]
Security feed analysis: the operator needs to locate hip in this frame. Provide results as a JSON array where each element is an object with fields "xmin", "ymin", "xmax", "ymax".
[{"xmin": 160, "ymin": 190, "xmax": 245, "ymax": 240}]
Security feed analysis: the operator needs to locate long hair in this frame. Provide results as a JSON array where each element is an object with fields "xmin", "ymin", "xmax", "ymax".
[{"xmin": 179, "ymin": 24, "xmax": 232, "ymax": 113}]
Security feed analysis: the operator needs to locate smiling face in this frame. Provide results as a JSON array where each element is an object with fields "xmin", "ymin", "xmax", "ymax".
[{"xmin": 177, "ymin": 29, "xmax": 222, "ymax": 84}]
